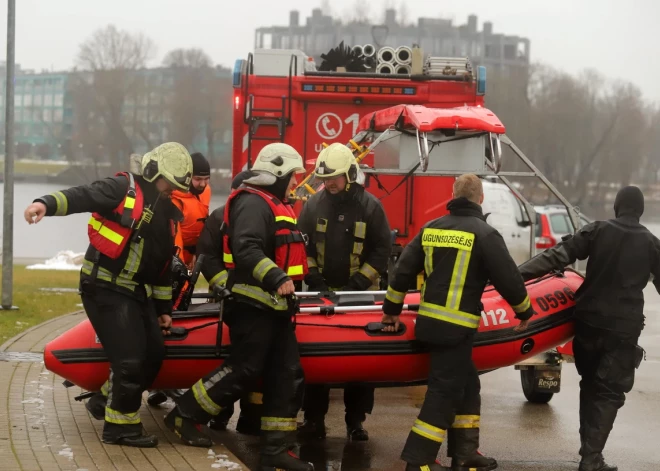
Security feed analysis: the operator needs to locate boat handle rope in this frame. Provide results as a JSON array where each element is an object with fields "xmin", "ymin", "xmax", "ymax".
[{"xmin": 168, "ymin": 320, "xmax": 404, "ymax": 335}]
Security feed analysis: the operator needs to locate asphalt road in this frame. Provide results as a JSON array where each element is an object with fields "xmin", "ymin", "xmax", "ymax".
[{"xmin": 208, "ymin": 284, "xmax": 660, "ymax": 471}]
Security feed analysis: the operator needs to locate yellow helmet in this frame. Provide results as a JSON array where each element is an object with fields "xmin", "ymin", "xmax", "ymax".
[
  {"xmin": 141, "ymin": 142, "xmax": 193, "ymax": 191},
  {"xmin": 314, "ymin": 143, "xmax": 359, "ymax": 183}
]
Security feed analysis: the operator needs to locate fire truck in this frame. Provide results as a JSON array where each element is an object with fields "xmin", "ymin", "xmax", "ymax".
[{"xmin": 230, "ymin": 46, "xmax": 580, "ymax": 403}]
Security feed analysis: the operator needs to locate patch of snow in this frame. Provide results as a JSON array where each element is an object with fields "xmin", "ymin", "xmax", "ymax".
[
  {"xmin": 58, "ymin": 446, "xmax": 73, "ymax": 460},
  {"xmin": 212, "ymin": 459, "xmax": 241, "ymax": 470},
  {"xmin": 208, "ymin": 450, "xmax": 242, "ymax": 470},
  {"xmin": 26, "ymin": 250, "xmax": 84, "ymax": 271},
  {"xmin": 21, "ymin": 398, "xmax": 44, "ymax": 404}
]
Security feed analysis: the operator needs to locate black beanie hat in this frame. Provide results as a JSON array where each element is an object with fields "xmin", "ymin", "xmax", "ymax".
[{"xmin": 191, "ymin": 152, "xmax": 210, "ymax": 176}]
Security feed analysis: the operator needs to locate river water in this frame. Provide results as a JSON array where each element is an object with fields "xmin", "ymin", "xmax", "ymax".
[
  {"xmin": 0, "ymin": 182, "xmax": 229, "ymax": 261},
  {"xmin": 1, "ymin": 182, "xmax": 659, "ymax": 261}
]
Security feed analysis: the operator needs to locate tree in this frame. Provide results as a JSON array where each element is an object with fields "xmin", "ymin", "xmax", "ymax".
[
  {"xmin": 352, "ymin": 0, "xmax": 370, "ymax": 24},
  {"xmin": 163, "ymin": 48, "xmax": 212, "ymax": 68},
  {"xmin": 162, "ymin": 48, "xmax": 214, "ymax": 151},
  {"xmin": 73, "ymin": 25, "xmax": 156, "ymax": 172},
  {"xmin": 398, "ymin": 1, "xmax": 410, "ymax": 26},
  {"xmin": 320, "ymin": 0, "xmax": 332, "ymax": 16}
]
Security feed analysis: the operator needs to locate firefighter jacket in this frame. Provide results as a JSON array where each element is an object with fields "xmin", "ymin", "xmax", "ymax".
[
  {"xmin": 173, "ymin": 185, "xmax": 211, "ymax": 261},
  {"xmin": 195, "ymin": 205, "xmax": 229, "ymax": 291},
  {"xmin": 383, "ymin": 197, "xmax": 533, "ymax": 339},
  {"xmin": 298, "ymin": 184, "xmax": 392, "ymax": 291},
  {"xmin": 519, "ymin": 217, "xmax": 660, "ymax": 335},
  {"xmin": 35, "ymin": 174, "xmax": 183, "ymax": 315},
  {"xmin": 223, "ymin": 186, "xmax": 308, "ymax": 311}
]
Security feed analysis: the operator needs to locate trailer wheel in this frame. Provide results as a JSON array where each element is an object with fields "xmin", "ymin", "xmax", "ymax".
[{"xmin": 520, "ymin": 368, "xmax": 554, "ymax": 404}]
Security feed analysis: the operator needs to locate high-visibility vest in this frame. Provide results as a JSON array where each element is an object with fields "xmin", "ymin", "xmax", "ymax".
[
  {"xmin": 87, "ymin": 172, "xmax": 144, "ymax": 260},
  {"xmin": 222, "ymin": 186, "xmax": 308, "ymax": 281}
]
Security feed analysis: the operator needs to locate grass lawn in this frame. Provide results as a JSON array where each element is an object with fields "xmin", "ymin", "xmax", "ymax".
[
  {"xmin": 0, "ymin": 266, "xmax": 82, "ymax": 343},
  {"xmin": 0, "ymin": 265, "xmax": 211, "ymax": 343}
]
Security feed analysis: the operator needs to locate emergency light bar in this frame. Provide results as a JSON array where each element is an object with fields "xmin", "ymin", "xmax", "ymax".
[{"xmin": 301, "ymin": 83, "xmax": 417, "ymax": 95}]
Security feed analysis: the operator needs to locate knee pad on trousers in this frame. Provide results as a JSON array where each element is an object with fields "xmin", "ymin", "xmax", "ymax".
[{"xmin": 116, "ymin": 358, "xmax": 144, "ymax": 398}]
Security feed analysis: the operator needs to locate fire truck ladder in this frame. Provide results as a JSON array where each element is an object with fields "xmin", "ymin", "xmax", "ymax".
[
  {"xmin": 244, "ymin": 55, "xmax": 298, "ymax": 169},
  {"xmin": 245, "ymin": 95, "xmax": 288, "ymax": 168}
]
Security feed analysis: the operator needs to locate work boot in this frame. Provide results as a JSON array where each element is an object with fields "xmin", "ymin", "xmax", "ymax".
[
  {"xmin": 346, "ymin": 422, "xmax": 369, "ymax": 441},
  {"xmin": 85, "ymin": 392, "xmax": 106, "ymax": 421},
  {"xmin": 405, "ymin": 461, "xmax": 450, "ymax": 471},
  {"xmin": 579, "ymin": 395, "xmax": 621, "ymax": 471},
  {"xmin": 208, "ymin": 418, "xmax": 228, "ymax": 431},
  {"xmin": 236, "ymin": 413, "xmax": 261, "ymax": 436},
  {"xmin": 164, "ymin": 407, "xmax": 213, "ymax": 448},
  {"xmin": 297, "ymin": 419, "xmax": 326, "ymax": 439},
  {"xmin": 448, "ymin": 429, "xmax": 497, "ymax": 471},
  {"xmin": 147, "ymin": 390, "xmax": 168, "ymax": 407},
  {"xmin": 260, "ymin": 450, "xmax": 314, "ymax": 471},
  {"xmin": 102, "ymin": 433, "xmax": 158, "ymax": 448},
  {"xmin": 578, "ymin": 456, "xmax": 617, "ymax": 471}
]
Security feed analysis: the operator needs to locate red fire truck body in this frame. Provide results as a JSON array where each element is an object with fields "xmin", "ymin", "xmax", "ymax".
[{"xmin": 230, "ymin": 49, "xmax": 489, "ymax": 245}]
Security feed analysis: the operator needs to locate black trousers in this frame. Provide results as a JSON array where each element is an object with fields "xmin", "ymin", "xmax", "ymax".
[
  {"xmin": 302, "ymin": 384, "xmax": 375, "ymax": 426},
  {"xmin": 81, "ymin": 285, "xmax": 165, "ymax": 440},
  {"xmin": 573, "ymin": 321, "xmax": 640, "ymax": 463},
  {"xmin": 401, "ymin": 331, "xmax": 480, "ymax": 465},
  {"xmin": 177, "ymin": 302, "xmax": 304, "ymax": 455}
]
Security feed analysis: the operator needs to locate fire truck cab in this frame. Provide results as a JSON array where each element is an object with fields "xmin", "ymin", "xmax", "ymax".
[{"xmin": 231, "ymin": 46, "xmax": 580, "ymax": 403}]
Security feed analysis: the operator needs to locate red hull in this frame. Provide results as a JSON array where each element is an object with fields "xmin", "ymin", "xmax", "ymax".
[{"xmin": 44, "ymin": 272, "xmax": 581, "ymax": 391}]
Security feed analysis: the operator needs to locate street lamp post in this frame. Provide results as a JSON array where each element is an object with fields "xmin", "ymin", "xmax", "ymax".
[{"xmin": 1, "ymin": 0, "xmax": 18, "ymax": 311}]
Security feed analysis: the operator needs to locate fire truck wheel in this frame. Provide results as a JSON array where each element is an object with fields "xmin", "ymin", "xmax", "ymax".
[{"xmin": 520, "ymin": 368, "xmax": 554, "ymax": 404}]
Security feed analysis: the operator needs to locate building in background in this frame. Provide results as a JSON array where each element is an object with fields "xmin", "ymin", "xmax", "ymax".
[
  {"xmin": 0, "ymin": 62, "xmax": 233, "ymax": 167},
  {"xmin": 254, "ymin": 8, "xmax": 530, "ymax": 72}
]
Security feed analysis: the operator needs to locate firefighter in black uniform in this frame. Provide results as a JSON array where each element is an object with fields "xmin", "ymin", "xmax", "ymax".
[
  {"xmin": 382, "ymin": 174, "xmax": 534, "ymax": 471},
  {"xmin": 23, "ymin": 142, "xmax": 193, "ymax": 447},
  {"xmin": 297, "ymin": 143, "xmax": 392, "ymax": 441},
  {"xmin": 195, "ymin": 169, "xmax": 263, "ymax": 435},
  {"xmin": 165, "ymin": 143, "xmax": 314, "ymax": 471},
  {"xmin": 518, "ymin": 185, "xmax": 660, "ymax": 471},
  {"xmin": 146, "ymin": 170, "xmax": 264, "ymax": 436}
]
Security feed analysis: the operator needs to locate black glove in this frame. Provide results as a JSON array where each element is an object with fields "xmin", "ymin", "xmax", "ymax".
[
  {"xmin": 344, "ymin": 272, "xmax": 372, "ymax": 291},
  {"xmin": 305, "ymin": 272, "xmax": 329, "ymax": 292}
]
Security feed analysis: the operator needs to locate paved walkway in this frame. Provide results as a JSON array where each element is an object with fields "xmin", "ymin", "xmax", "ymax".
[{"xmin": 0, "ymin": 312, "xmax": 248, "ymax": 471}]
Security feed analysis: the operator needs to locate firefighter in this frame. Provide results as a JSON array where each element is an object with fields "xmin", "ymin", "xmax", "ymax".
[
  {"xmin": 173, "ymin": 152, "xmax": 212, "ymax": 269},
  {"xmin": 518, "ymin": 185, "xmax": 660, "ymax": 471},
  {"xmin": 382, "ymin": 174, "xmax": 534, "ymax": 471},
  {"xmin": 147, "ymin": 152, "xmax": 211, "ymax": 407},
  {"xmin": 297, "ymin": 143, "xmax": 392, "ymax": 441},
  {"xmin": 23, "ymin": 142, "xmax": 193, "ymax": 448},
  {"xmin": 164, "ymin": 143, "xmax": 314, "ymax": 471},
  {"xmin": 196, "ymin": 168, "xmax": 263, "ymax": 435}
]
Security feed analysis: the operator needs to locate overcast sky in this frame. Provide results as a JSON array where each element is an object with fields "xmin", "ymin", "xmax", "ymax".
[{"xmin": 0, "ymin": 0, "xmax": 658, "ymax": 102}]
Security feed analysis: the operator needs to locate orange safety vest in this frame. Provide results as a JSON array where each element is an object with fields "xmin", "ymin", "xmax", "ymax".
[
  {"xmin": 87, "ymin": 172, "xmax": 144, "ymax": 259},
  {"xmin": 172, "ymin": 185, "xmax": 211, "ymax": 253},
  {"xmin": 222, "ymin": 186, "xmax": 308, "ymax": 281}
]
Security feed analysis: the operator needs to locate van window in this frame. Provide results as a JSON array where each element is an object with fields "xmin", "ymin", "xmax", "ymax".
[{"xmin": 550, "ymin": 213, "xmax": 571, "ymax": 234}]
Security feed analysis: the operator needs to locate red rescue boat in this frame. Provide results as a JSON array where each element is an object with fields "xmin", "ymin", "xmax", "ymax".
[{"xmin": 43, "ymin": 271, "xmax": 581, "ymax": 392}]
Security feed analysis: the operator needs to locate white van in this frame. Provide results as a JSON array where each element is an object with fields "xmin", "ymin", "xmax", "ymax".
[{"xmin": 480, "ymin": 180, "xmax": 533, "ymax": 265}]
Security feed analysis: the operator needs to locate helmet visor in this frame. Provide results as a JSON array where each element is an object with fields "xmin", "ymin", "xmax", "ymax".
[{"xmin": 314, "ymin": 161, "xmax": 340, "ymax": 179}]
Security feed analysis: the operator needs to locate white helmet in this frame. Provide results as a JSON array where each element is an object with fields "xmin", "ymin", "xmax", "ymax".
[
  {"xmin": 244, "ymin": 143, "xmax": 305, "ymax": 186},
  {"xmin": 314, "ymin": 143, "xmax": 359, "ymax": 184}
]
